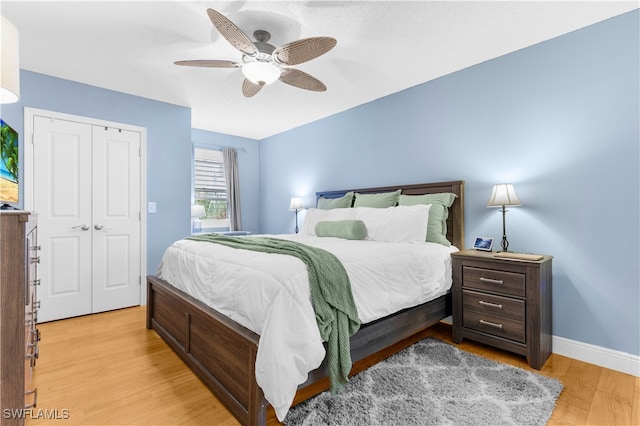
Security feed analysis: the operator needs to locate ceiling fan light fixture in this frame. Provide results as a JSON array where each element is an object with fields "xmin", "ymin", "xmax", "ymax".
[
  {"xmin": 242, "ymin": 61, "xmax": 280, "ymax": 85},
  {"xmin": 178, "ymin": 9, "xmax": 334, "ymax": 97}
]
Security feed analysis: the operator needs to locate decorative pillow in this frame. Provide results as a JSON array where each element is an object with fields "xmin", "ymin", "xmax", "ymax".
[
  {"xmin": 353, "ymin": 189, "xmax": 401, "ymax": 208},
  {"xmin": 354, "ymin": 205, "xmax": 430, "ymax": 243},
  {"xmin": 315, "ymin": 220, "xmax": 367, "ymax": 240},
  {"xmin": 300, "ymin": 208, "xmax": 357, "ymax": 236},
  {"xmin": 317, "ymin": 191, "xmax": 354, "ymax": 209},
  {"xmin": 398, "ymin": 193, "xmax": 457, "ymax": 246}
]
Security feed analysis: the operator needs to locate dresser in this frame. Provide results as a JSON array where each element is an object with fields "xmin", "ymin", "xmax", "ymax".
[
  {"xmin": 1, "ymin": 211, "xmax": 40, "ymax": 426},
  {"xmin": 451, "ymin": 249, "xmax": 552, "ymax": 369}
]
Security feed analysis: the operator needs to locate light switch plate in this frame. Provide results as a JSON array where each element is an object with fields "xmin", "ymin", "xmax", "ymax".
[{"xmin": 148, "ymin": 202, "xmax": 156, "ymax": 213}]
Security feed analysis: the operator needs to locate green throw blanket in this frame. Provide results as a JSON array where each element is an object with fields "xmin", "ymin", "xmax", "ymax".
[{"xmin": 187, "ymin": 233, "xmax": 361, "ymax": 394}]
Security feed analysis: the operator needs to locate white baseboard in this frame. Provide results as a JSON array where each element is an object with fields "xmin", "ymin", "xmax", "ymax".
[
  {"xmin": 553, "ymin": 335, "xmax": 640, "ymax": 377},
  {"xmin": 437, "ymin": 318, "xmax": 638, "ymax": 376}
]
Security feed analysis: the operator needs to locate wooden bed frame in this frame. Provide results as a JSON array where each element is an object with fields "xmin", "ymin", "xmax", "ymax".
[{"xmin": 146, "ymin": 180, "xmax": 464, "ymax": 425}]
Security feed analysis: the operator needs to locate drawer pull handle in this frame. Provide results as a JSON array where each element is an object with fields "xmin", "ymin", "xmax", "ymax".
[
  {"xmin": 479, "ymin": 277, "xmax": 504, "ymax": 285},
  {"xmin": 30, "ymin": 256, "xmax": 40, "ymax": 264},
  {"xmin": 25, "ymin": 388, "xmax": 38, "ymax": 409},
  {"xmin": 479, "ymin": 319, "xmax": 503, "ymax": 329},
  {"xmin": 479, "ymin": 300, "xmax": 503, "ymax": 309},
  {"xmin": 30, "ymin": 328, "xmax": 41, "ymax": 342}
]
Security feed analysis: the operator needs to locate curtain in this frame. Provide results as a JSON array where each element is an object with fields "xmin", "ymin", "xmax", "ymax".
[{"xmin": 222, "ymin": 148, "xmax": 242, "ymax": 231}]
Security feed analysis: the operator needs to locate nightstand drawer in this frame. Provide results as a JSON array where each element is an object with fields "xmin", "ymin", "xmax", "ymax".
[
  {"xmin": 463, "ymin": 310, "xmax": 525, "ymax": 343},
  {"xmin": 462, "ymin": 289, "xmax": 525, "ymax": 321},
  {"xmin": 462, "ymin": 266, "xmax": 525, "ymax": 297}
]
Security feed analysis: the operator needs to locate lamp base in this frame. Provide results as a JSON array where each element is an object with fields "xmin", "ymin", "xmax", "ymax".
[
  {"xmin": 499, "ymin": 208, "xmax": 511, "ymax": 253},
  {"xmin": 498, "ymin": 233, "xmax": 511, "ymax": 253}
]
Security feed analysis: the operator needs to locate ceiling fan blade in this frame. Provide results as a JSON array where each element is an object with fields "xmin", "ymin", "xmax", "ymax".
[
  {"xmin": 207, "ymin": 9, "xmax": 257, "ymax": 57},
  {"xmin": 273, "ymin": 37, "xmax": 337, "ymax": 65},
  {"xmin": 242, "ymin": 79, "xmax": 264, "ymax": 97},
  {"xmin": 174, "ymin": 60, "xmax": 240, "ymax": 68},
  {"xmin": 279, "ymin": 68, "xmax": 327, "ymax": 92}
]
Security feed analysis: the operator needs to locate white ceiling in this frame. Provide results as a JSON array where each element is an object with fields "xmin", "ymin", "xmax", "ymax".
[{"xmin": 2, "ymin": 1, "xmax": 637, "ymax": 140}]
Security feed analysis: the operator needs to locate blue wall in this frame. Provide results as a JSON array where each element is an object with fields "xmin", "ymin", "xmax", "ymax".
[
  {"xmin": 1, "ymin": 72, "xmax": 263, "ymax": 274},
  {"xmin": 1, "ymin": 10, "xmax": 637, "ymax": 358},
  {"xmin": 259, "ymin": 11, "xmax": 640, "ymax": 356},
  {"xmin": 1, "ymin": 70, "xmax": 192, "ymax": 274}
]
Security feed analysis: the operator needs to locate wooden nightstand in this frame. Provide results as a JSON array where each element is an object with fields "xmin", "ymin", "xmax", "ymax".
[{"xmin": 451, "ymin": 249, "xmax": 553, "ymax": 369}]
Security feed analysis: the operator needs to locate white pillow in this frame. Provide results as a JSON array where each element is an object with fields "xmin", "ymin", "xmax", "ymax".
[
  {"xmin": 301, "ymin": 208, "xmax": 357, "ymax": 236},
  {"xmin": 354, "ymin": 205, "xmax": 431, "ymax": 243}
]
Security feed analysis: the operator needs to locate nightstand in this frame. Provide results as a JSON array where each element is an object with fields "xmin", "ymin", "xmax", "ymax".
[{"xmin": 451, "ymin": 249, "xmax": 553, "ymax": 369}]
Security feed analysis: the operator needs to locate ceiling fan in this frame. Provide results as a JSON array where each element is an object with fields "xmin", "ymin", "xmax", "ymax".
[{"xmin": 175, "ymin": 9, "xmax": 337, "ymax": 98}]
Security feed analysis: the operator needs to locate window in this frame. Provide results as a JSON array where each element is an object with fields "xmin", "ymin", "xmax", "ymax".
[{"xmin": 193, "ymin": 147, "xmax": 229, "ymax": 230}]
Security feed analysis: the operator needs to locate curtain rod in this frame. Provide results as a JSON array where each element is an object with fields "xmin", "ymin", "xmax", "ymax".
[
  {"xmin": 218, "ymin": 145, "xmax": 247, "ymax": 153},
  {"xmin": 195, "ymin": 143, "xmax": 247, "ymax": 154}
]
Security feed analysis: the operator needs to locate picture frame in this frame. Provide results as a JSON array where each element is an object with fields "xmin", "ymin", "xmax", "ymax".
[
  {"xmin": 1, "ymin": 119, "xmax": 19, "ymax": 206},
  {"xmin": 473, "ymin": 236, "xmax": 494, "ymax": 251}
]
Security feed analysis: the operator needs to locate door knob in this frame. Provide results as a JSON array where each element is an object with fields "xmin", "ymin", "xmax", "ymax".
[
  {"xmin": 72, "ymin": 224, "xmax": 90, "ymax": 231},
  {"xmin": 94, "ymin": 224, "xmax": 105, "ymax": 230}
]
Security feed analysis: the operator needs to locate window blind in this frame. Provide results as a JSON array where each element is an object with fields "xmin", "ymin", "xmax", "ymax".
[{"xmin": 194, "ymin": 148, "xmax": 228, "ymax": 219}]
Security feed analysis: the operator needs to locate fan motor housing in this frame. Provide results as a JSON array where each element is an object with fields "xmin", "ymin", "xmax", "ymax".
[{"xmin": 243, "ymin": 31, "xmax": 276, "ymax": 65}]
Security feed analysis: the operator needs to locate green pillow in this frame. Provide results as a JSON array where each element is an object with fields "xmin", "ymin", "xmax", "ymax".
[
  {"xmin": 315, "ymin": 220, "xmax": 367, "ymax": 240},
  {"xmin": 317, "ymin": 191, "xmax": 354, "ymax": 209},
  {"xmin": 398, "ymin": 193, "xmax": 458, "ymax": 246},
  {"xmin": 353, "ymin": 189, "xmax": 400, "ymax": 208}
]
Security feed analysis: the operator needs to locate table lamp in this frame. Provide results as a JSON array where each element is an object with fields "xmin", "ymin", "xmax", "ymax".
[
  {"xmin": 289, "ymin": 197, "xmax": 304, "ymax": 233},
  {"xmin": 191, "ymin": 204, "xmax": 206, "ymax": 233},
  {"xmin": 487, "ymin": 184, "xmax": 522, "ymax": 252}
]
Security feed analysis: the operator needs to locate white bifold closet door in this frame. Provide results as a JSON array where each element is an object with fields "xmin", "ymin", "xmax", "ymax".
[{"xmin": 33, "ymin": 116, "xmax": 141, "ymax": 322}]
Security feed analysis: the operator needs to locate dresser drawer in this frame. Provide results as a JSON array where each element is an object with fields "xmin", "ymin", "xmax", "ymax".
[
  {"xmin": 462, "ymin": 266, "xmax": 525, "ymax": 297},
  {"xmin": 463, "ymin": 309, "xmax": 526, "ymax": 343},
  {"xmin": 462, "ymin": 289, "xmax": 525, "ymax": 322}
]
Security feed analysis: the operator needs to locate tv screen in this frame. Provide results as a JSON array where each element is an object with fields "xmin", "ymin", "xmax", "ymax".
[{"xmin": 0, "ymin": 119, "xmax": 19, "ymax": 206}]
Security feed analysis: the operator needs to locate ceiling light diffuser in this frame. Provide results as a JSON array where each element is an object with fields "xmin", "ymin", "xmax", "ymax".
[{"xmin": 242, "ymin": 61, "xmax": 280, "ymax": 85}]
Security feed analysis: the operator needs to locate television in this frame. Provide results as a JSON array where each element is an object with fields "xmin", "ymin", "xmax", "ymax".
[{"xmin": 0, "ymin": 119, "xmax": 19, "ymax": 209}]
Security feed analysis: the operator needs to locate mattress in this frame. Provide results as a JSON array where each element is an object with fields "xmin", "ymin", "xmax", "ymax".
[{"xmin": 157, "ymin": 234, "xmax": 458, "ymax": 420}]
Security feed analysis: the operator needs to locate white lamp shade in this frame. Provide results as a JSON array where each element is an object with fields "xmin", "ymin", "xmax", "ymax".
[
  {"xmin": 191, "ymin": 204, "xmax": 206, "ymax": 218},
  {"xmin": 0, "ymin": 16, "xmax": 20, "ymax": 103},
  {"xmin": 289, "ymin": 197, "xmax": 304, "ymax": 211},
  {"xmin": 242, "ymin": 61, "xmax": 280, "ymax": 85},
  {"xmin": 487, "ymin": 184, "xmax": 522, "ymax": 207}
]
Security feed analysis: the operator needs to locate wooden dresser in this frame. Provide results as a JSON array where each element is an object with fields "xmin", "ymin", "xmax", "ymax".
[
  {"xmin": 451, "ymin": 249, "xmax": 553, "ymax": 369},
  {"xmin": 1, "ymin": 211, "xmax": 40, "ymax": 426}
]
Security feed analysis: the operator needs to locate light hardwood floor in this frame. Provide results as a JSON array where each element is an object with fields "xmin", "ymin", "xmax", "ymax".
[{"xmin": 26, "ymin": 306, "xmax": 638, "ymax": 426}]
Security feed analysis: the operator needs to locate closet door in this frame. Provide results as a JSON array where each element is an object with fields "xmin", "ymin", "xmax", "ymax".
[
  {"xmin": 32, "ymin": 116, "xmax": 142, "ymax": 322},
  {"xmin": 91, "ymin": 126, "xmax": 141, "ymax": 312},
  {"xmin": 33, "ymin": 116, "xmax": 93, "ymax": 321}
]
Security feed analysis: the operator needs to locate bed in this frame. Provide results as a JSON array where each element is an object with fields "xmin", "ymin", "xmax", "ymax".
[{"xmin": 146, "ymin": 180, "xmax": 464, "ymax": 425}]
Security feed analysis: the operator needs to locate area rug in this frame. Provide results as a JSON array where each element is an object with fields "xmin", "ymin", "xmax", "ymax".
[{"xmin": 284, "ymin": 338, "xmax": 563, "ymax": 426}]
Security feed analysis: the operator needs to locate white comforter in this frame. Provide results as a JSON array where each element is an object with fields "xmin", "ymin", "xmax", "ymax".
[{"xmin": 157, "ymin": 234, "xmax": 457, "ymax": 420}]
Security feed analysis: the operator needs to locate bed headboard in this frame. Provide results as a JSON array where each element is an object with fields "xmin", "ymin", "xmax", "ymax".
[{"xmin": 316, "ymin": 180, "xmax": 465, "ymax": 249}]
